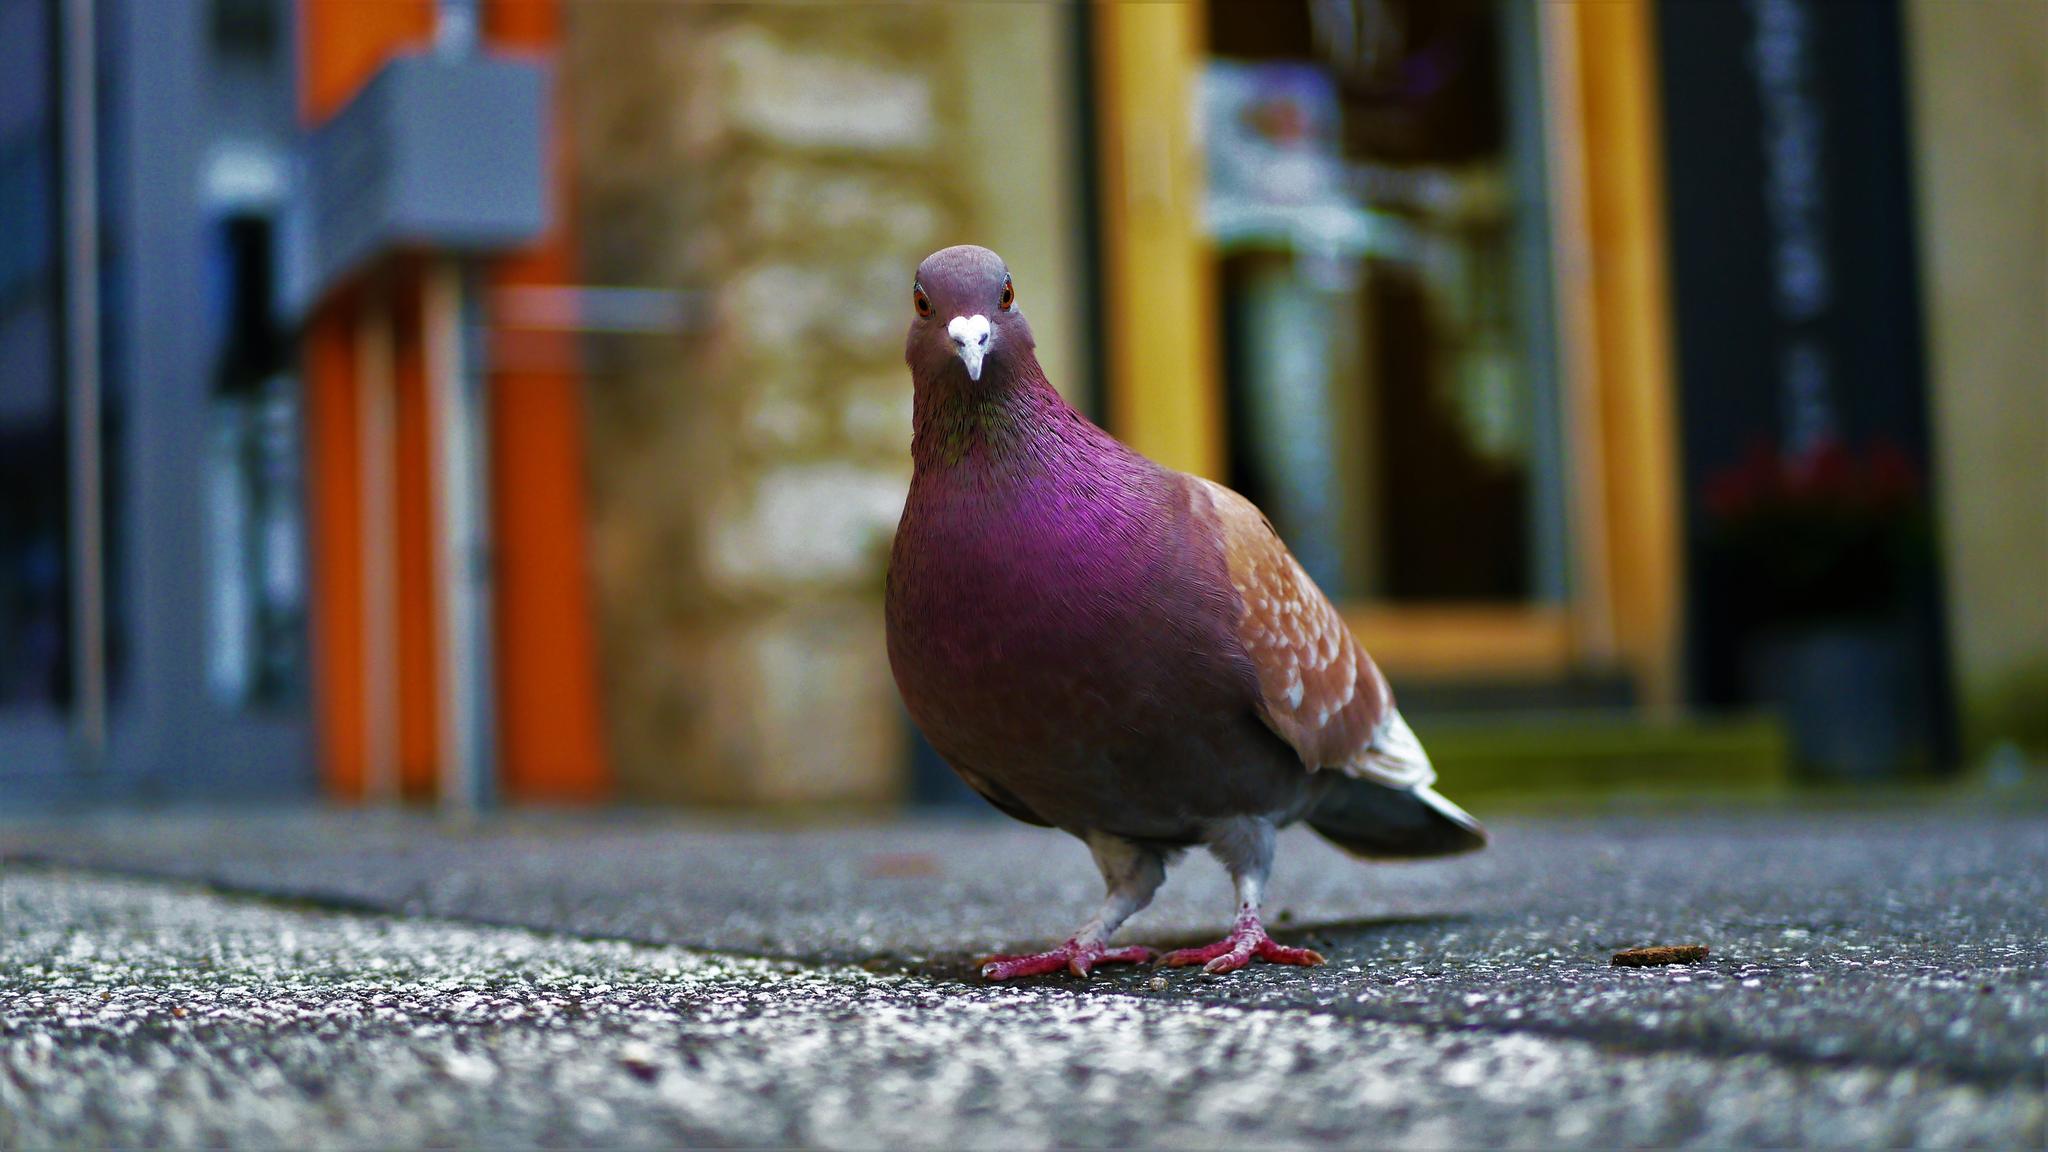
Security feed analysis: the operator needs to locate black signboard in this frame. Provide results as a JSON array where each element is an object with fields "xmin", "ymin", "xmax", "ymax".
[{"xmin": 1657, "ymin": 0, "xmax": 1952, "ymax": 774}]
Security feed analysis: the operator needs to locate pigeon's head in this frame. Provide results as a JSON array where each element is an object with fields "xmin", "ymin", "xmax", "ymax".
[{"xmin": 906, "ymin": 245, "xmax": 1036, "ymax": 386}]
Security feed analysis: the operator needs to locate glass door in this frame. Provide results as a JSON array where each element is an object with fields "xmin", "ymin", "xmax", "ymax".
[{"xmin": 1202, "ymin": 0, "xmax": 1576, "ymax": 682}]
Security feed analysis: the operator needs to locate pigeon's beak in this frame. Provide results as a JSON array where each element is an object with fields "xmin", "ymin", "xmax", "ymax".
[{"xmin": 947, "ymin": 314, "xmax": 992, "ymax": 382}]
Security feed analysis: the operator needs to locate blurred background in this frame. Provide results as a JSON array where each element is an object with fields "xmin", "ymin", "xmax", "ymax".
[{"xmin": 0, "ymin": 0, "xmax": 2041, "ymax": 812}]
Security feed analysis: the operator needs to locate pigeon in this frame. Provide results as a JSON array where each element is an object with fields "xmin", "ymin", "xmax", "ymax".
[{"xmin": 886, "ymin": 245, "xmax": 1486, "ymax": 979}]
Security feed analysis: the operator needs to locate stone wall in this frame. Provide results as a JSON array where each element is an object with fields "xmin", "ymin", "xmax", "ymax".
[{"xmin": 564, "ymin": 4, "xmax": 1087, "ymax": 803}]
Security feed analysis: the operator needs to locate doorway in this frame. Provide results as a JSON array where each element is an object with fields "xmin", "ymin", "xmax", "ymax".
[{"xmin": 1092, "ymin": 0, "xmax": 1683, "ymax": 702}]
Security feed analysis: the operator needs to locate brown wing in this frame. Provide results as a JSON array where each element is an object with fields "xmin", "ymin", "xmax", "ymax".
[{"xmin": 1193, "ymin": 477, "xmax": 1430, "ymax": 789}]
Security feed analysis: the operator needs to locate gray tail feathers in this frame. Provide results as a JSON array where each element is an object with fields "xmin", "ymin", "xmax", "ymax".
[{"xmin": 1307, "ymin": 777, "xmax": 1488, "ymax": 860}]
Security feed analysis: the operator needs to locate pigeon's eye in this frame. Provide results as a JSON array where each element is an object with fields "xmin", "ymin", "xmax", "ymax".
[
  {"xmin": 913, "ymin": 285, "xmax": 932, "ymax": 318},
  {"xmin": 999, "ymin": 277, "xmax": 1015, "ymax": 311}
]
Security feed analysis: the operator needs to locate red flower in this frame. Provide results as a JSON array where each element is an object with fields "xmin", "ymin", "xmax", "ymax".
[
  {"xmin": 1865, "ymin": 442, "xmax": 1919, "ymax": 509},
  {"xmin": 1705, "ymin": 437, "xmax": 1921, "ymax": 524},
  {"xmin": 1795, "ymin": 437, "xmax": 1856, "ymax": 504}
]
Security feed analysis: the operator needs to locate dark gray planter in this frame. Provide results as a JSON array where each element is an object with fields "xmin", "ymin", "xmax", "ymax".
[{"xmin": 1743, "ymin": 625, "xmax": 1928, "ymax": 781}]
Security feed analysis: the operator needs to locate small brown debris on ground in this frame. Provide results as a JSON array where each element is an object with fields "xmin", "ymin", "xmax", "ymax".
[
  {"xmin": 862, "ymin": 852, "xmax": 941, "ymax": 879},
  {"xmin": 1611, "ymin": 944, "xmax": 1709, "ymax": 967}
]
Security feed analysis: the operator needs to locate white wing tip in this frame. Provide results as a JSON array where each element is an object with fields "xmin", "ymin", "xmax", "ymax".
[
  {"xmin": 1368, "ymin": 709, "xmax": 1434, "ymax": 782},
  {"xmin": 1413, "ymin": 782, "xmax": 1483, "ymax": 836}
]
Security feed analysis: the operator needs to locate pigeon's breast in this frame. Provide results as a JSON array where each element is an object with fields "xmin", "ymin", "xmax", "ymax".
[
  {"xmin": 888, "ymin": 468, "xmax": 1169, "ymax": 697},
  {"xmin": 886, "ymin": 468, "xmax": 1306, "ymax": 838}
]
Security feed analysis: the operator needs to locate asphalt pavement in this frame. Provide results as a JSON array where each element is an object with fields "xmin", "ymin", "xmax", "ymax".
[{"xmin": 2, "ymin": 803, "xmax": 2043, "ymax": 1147}]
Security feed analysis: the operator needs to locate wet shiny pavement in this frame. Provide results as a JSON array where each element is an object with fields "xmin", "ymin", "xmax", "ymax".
[{"xmin": 2, "ymin": 807, "xmax": 2044, "ymax": 1147}]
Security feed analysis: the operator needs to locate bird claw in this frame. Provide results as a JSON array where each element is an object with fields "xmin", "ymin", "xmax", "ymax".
[
  {"xmin": 979, "ymin": 940, "xmax": 1156, "ymax": 981},
  {"xmin": 1158, "ymin": 919, "xmax": 1325, "ymax": 975}
]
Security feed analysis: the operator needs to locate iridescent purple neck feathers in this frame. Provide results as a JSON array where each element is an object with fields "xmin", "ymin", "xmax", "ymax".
[{"xmin": 910, "ymin": 353, "xmax": 1107, "ymax": 475}]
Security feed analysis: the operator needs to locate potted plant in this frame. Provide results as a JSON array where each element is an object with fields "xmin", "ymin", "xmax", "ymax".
[{"xmin": 1703, "ymin": 437, "xmax": 1931, "ymax": 779}]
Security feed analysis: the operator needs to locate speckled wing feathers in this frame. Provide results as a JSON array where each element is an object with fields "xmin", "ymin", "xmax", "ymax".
[{"xmin": 1193, "ymin": 477, "xmax": 1430, "ymax": 790}]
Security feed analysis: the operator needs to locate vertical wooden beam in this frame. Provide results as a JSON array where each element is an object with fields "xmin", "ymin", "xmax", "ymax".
[
  {"xmin": 305, "ymin": 294, "xmax": 364, "ymax": 799},
  {"xmin": 1093, "ymin": 1, "xmax": 1223, "ymax": 479},
  {"xmin": 1540, "ymin": 5, "xmax": 1618, "ymax": 668},
  {"xmin": 355, "ymin": 283, "xmax": 400, "ymax": 803},
  {"xmin": 1547, "ymin": 1, "xmax": 1685, "ymax": 712},
  {"xmin": 481, "ymin": 0, "xmax": 610, "ymax": 802},
  {"xmin": 423, "ymin": 257, "xmax": 484, "ymax": 809},
  {"xmin": 390, "ymin": 265, "xmax": 442, "ymax": 800},
  {"xmin": 299, "ymin": 1, "xmax": 433, "ymax": 800},
  {"xmin": 292, "ymin": 6, "xmax": 473, "ymax": 816}
]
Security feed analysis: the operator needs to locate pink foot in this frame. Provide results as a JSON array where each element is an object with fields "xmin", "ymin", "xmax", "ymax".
[
  {"xmin": 979, "ymin": 939, "xmax": 1157, "ymax": 980},
  {"xmin": 1158, "ymin": 914, "xmax": 1326, "ymax": 974}
]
